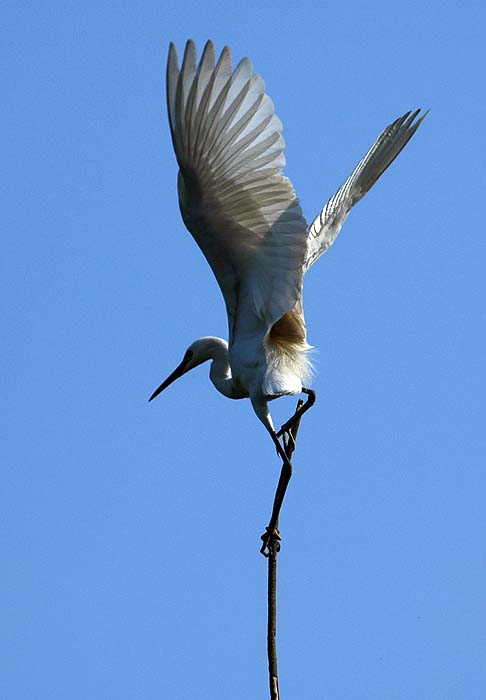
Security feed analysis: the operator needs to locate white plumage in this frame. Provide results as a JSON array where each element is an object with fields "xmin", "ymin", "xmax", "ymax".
[{"xmin": 150, "ymin": 39, "xmax": 427, "ymax": 442}]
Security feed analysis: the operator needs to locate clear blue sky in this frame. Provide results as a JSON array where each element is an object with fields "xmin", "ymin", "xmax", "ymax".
[{"xmin": 3, "ymin": 2, "xmax": 486, "ymax": 698}]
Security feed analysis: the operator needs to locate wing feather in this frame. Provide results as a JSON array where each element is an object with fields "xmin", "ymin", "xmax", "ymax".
[
  {"xmin": 305, "ymin": 109, "xmax": 428, "ymax": 270},
  {"xmin": 166, "ymin": 40, "xmax": 308, "ymax": 340}
]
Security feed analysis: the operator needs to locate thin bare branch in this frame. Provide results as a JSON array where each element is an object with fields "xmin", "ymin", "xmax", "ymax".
[{"xmin": 265, "ymin": 397, "xmax": 307, "ymax": 700}]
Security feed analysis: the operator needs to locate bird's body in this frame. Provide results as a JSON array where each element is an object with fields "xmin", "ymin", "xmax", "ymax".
[{"xmin": 150, "ymin": 39, "xmax": 427, "ymax": 440}]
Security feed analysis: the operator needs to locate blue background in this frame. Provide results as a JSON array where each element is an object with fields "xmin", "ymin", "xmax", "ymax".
[{"xmin": 3, "ymin": 2, "xmax": 485, "ymax": 698}]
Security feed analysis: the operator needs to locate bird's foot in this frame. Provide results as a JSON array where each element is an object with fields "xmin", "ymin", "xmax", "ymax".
[
  {"xmin": 276, "ymin": 415, "xmax": 298, "ymax": 442},
  {"xmin": 277, "ymin": 388, "xmax": 316, "ymax": 440},
  {"xmin": 260, "ymin": 526, "xmax": 281, "ymax": 557},
  {"xmin": 281, "ymin": 426, "xmax": 296, "ymax": 453},
  {"xmin": 272, "ymin": 427, "xmax": 295, "ymax": 458}
]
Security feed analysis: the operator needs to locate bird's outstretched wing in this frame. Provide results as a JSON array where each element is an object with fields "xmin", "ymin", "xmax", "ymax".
[
  {"xmin": 167, "ymin": 40, "xmax": 308, "ymax": 340},
  {"xmin": 305, "ymin": 109, "xmax": 428, "ymax": 271}
]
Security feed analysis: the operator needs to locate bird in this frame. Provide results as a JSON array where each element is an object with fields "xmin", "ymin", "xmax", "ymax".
[{"xmin": 149, "ymin": 40, "xmax": 426, "ymax": 546}]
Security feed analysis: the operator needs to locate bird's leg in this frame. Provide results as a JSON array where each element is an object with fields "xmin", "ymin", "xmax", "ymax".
[
  {"xmin": 277, "ymin": 388, "xmax": 316, "ymax": 441},
  {"xmin": 260, "ymin": 399, "xmax": 304, "ymax": 556},
  {"xmin": 261, "ymin": 431, "xmax": 293, "ymax": 556}
]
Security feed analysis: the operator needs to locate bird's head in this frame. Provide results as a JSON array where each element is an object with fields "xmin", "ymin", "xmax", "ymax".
[{"xmin": 148, "ymin": 337, "xmax": 227, "ymax": 402}]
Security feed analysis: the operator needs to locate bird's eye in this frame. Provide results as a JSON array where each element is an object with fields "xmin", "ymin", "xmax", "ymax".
[{"xmin": 185, "ymin": 350, "xmax": 194, "ymax": 362}]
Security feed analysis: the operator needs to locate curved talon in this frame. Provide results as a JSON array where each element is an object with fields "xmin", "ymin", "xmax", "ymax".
[
  {"xmin": 273, "ymin": 428, "xmax": 295, "ymax": 458},
  {"xmin": 277, "ymin": 419, "xmax": 297, "ymax": 441}
]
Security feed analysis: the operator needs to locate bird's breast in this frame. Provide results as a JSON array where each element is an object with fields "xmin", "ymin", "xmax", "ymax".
[{"xmin": 229, "ymin": 335, "xmax": 304, "ymax": 401}]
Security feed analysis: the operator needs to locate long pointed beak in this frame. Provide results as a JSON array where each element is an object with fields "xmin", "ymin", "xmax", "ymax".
[{"xmin": 148, "ymin": 360, "xmax": 188, "ymax": 402}]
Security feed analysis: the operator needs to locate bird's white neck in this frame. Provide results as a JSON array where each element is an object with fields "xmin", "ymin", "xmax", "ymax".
[
  {"xmin": 187, "ymin": 336, "xmax": 247, "ymax": 400},
  {"xmin": 206, "ymin": 338, "xmax": 239, "ymax": 399}
]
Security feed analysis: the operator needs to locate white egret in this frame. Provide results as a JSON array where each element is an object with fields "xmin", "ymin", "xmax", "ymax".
[{"xmin": 149, "ymin": 40, "xmax": 426, "ymax": 533}]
